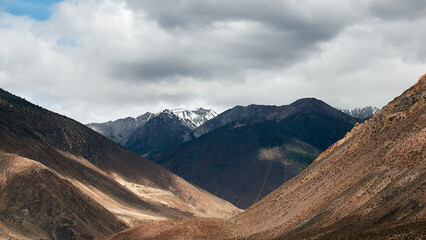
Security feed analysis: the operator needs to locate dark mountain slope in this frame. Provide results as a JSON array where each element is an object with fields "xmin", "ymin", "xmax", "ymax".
[
  {"xmin": 87, "ymin": 113, "xmax": 154, "ymax": 143},
  {"xmin": 192, "ymin": 98, "xmax": 355, "ymax": 138},
  {"xmin": 88, "ymin": 108, "xmax": 217, "ymax": 154},
  {"xmin": 0, "ymin": 89, "xmax": 240, "ymax": 239},
  {"xmin": 121, "ymin": 111, "xmax": 192, "ymax": 155},
  {"xmin": 150, "ymin": 98, "xmax": 358, "ymax": 208}
]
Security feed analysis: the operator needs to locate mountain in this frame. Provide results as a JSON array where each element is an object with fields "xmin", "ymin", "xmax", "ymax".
[
  {"xmin": 168, "ymin": 108, "xmax": 218, "ymax": 130},
  {"xmin": 148, "ymin": 98, "xmax": 358, "ymax": 208},
  {"xmin": 120, "ymin": 108, "xmax": 217, "ymax": 155},
  {"xmin": 87, "ymin": 112, "xmax": 155, "ymax": 143},
  {"xmin": 121, "ymin": 110, "xmax": 194, "ymax": 155},
  {"xmin": 339, "ymin": 106, "xmax": 381, "ymax": 122},
  {"xmin": 87, "ymin": 108, "xmax": 217, "ymax": 155},
  {"xmin": 0, "ymin": 89, "xmax": 239, "ymax": 239},
  {"xmin": 111, "ymin": 75, "xmax": 426, "ymax": 240},
  {"xmin": 192, "ymin": 99, "xmax": 354, "ymax": 138}
]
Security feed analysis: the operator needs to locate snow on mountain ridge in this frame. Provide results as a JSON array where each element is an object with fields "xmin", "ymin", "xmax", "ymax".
[
  {"xmin": 87, "ymin": 108, "xmax": 217, "ymax": 143},
  {"xmin": 87, "ymin": 113, "xmax": 155, "ymax": 143},
  {"xmin": 338, "ymin": 106, "xmax": 380, "ymax": 121},
  {"xmin": 163, "ymin": 108, "xmax": 218, "ymax": 130}
]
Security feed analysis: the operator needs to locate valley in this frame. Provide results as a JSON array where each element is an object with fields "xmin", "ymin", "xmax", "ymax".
[
  {"xmin": 0, "ymin": 74, "xmax": 424, "ymax": 239},
  {"xmin": 1, "ymin": 1, "xmax": 424, "ymax": 239},
  {"xmin": 91, "ymin": 98, "xmax": 360, "ymax": 208}
]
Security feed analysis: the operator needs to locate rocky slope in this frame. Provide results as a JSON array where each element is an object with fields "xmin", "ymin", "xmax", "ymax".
[
  {"xmin": 109, "ymin": 218, "xmax": 239, "ymax": 240},
  {"xmin": 0, "ymin": 89, "xmax": 239, "ymax": 239},
  {"xmin": 112, "ymin": 74, "xmax": 425, "ymax": 239},
  {"xmin": 149, "ymin": 98, "xmax": 358, "ymax": 208}
]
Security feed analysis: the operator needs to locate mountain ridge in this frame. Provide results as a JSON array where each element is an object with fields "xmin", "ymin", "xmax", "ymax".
[
  {"xmin": 87, "ymin": 107, "xmax": 217, "ymax": 154},
  {"xmin": 191, "ymin": 98, "xmax": 356, "ymax": 138},
  {"xmin": 338, "ymin": 106, "xmax": 380, "ymax": 122}
]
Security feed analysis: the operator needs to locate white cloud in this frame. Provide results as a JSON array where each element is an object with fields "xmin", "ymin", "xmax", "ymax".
[{"xmin": 0, "ymin": 0, "xmax": 425, "ymax": 123}]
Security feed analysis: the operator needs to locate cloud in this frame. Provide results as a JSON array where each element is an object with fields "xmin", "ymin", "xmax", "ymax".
[
  {"xmin": 0, "ymin": 0, "xmax": 425, "ymax": 123},
  {"xmin": 369, "ymin": 0, "xmax": 426, "ymax": 20}
]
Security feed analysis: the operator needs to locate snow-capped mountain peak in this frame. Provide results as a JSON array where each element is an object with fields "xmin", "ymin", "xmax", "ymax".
[
  {"xmin": 338, "ymin": 106, "xmax": 380, "ymax": 121},
  {"xmin": 87, "ymin": 107, "xmax": 218, "ymax": 146},
  {"xmin": 162, "ymin": 108, "xmax": 218, "ymax": 130}
]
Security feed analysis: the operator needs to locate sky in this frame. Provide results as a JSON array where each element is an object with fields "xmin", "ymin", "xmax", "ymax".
[{"xmin": 0, "ymin": 0, "xmax": 425, "ymax": 124}]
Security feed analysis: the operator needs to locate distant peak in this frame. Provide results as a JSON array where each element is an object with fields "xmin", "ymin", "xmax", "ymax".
[
  {"xmin": 299, "ymin": 97, "xmax": 319, "ymax": 101},
  {"xmin": 290, "ymin": 98, "xmax": 328, "ymax": 109},
  {"xmin": 338, "ymin": 106, "xmax": 381, "ymax": 121},
  {"xmin": 292, "ymin": 97, "xmax": 321, "ymax": 103},
  {"xmin": 192, "ymin": 107, "xmax": 211, "ymax": 112},
  {"xmin": 153, "ymin": 107, "xmax": 218, "ymax": 129},
  {"xmin": 170, "ymin": 108, "xmax": 186, "ymax": 112}
]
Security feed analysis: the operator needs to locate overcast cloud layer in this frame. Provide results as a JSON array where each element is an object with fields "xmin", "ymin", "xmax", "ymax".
[{"xmin": 1, "ymin": 0, "xmax": 425, "ymax": 123}]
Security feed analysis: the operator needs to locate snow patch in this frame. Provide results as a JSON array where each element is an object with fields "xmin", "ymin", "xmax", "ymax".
[{"xmin": 162, "ymin": 108, "xmax": 218, "ymax": 130}]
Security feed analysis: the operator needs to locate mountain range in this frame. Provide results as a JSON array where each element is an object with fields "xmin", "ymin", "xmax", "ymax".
[
  {"xmin": 2, "ymin": 74, "xmax": 423, "ymax": 240},
  {"xmin": 339, "ymin": 106, "xmax": 381, "ymax": 122},
  {"xmin": 87, "ymin": 106, "xmax": 378, "ymax": 147},
  {"xmin": 87, "ymin": 112, "xmax": 155, "ymax": 143},
  {"xmin": 87, "ymin": 108, "xmax": 217, "ymax": 155},
  {"xmin": 88, "ymin": 101, "xmax": 377, "ymax": 209},
  {"xmin": 111, "ymin": 74, "xmax": 426, "ymax": 239},
  {"xmin": 148, "ymin": 98, "xmax": 359, "ymax": 208},
  {"xmin": 0, "ymin": 90, "xmax": 238, "ymax": 239},
  {"xmin": 88, "ymin": 101, "xmax": 382, "ymax": 209}
]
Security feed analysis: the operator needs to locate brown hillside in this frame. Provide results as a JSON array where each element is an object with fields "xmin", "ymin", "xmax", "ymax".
[
  {"xmin": 0, "ymin": 89, "xmax": 240, "ymax": 239},
  {"xmin": 0, "ymin": 153, "xmax": 126, "ymax": 240},
  {"xmin": 109, "ymin": 218, "xmax": 239, "ymax": 240}
]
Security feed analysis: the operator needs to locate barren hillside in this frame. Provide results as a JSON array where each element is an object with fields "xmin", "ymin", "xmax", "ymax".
[{"xmin": 0, "ymin": 89, "xmax": 240, "ymax": 239}]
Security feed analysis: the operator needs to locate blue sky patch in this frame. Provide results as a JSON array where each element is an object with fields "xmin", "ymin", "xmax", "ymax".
[
  {"xmin": 1, "ymin": 0, "xmax": 64, "ymax": 21},
  {"xmin": 57, "ymin": 37, "xmax": 78, "ymax": 47}
]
